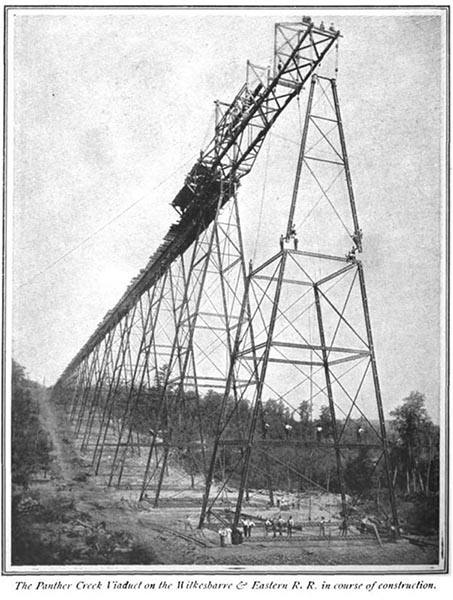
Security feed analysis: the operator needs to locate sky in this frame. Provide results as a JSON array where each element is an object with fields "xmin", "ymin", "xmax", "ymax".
[{"xmin": 8, "ymin": 7, "xmax": 446, "ymax": 422}]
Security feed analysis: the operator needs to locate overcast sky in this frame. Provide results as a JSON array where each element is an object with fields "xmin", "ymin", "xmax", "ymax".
[{"xmin": 9, "ymin": 7, "xmax": 446, "ymax": 422}]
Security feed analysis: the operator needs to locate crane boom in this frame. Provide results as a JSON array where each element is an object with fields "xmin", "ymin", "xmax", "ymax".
[{"xmin": 60, "ymin": 18, "xmax": 339, "ymax": 380}]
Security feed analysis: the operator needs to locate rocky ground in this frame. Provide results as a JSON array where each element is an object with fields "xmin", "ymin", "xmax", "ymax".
[{"xmin": 12, "ymin": 389, "xmax": 440, "ymax": 567}]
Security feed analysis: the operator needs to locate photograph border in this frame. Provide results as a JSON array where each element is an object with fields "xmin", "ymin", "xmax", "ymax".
[{"xmin": 2, "ymin": 2, "xmax": 450, "ymax": 578}]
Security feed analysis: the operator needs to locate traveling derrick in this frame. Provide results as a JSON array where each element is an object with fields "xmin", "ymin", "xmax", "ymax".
[{"xmin": 58, "ymin": 19, "xmax": 339, "ymax": 384}]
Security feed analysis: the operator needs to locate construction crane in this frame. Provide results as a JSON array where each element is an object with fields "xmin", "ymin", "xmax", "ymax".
[{"xmin": 58, "ymin": 17, "xmax": 340, "ymax": 425}]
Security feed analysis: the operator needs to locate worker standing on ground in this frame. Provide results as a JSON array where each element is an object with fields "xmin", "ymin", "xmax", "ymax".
[
  {"xmin": 219, "ymin": 528, "xmax": 226, "ymax": 547},
  {"xmin": 225, "ymin": 525, "xmax": 232, "ymax": 545},
  {"xmin": 248, "ymin": 518, "xmax": 255, "ymax": 538},
  {"xmin": 339, "ymin": 517, "xmax": 349, "ymax": 537},
  {"xmin": 319, "ymin": 516, "xmax": 326, "ymax": 538},
  {"xmin": 356, "ymin": 426, "xmax": 365, "ymax": 443},
  {"xmin": 272, "ymin": 517, "xmax": 278, "ymax": 538},
  {"xmin": 287, "ymin": 515, "xmax": 294, "ymax": 538},
  {"xmin": 278, "ymin": 515, "xmax": 284, "ymax": 536},
  {"xmin": 242, "ymin": 517, "xmax": 249, "ymax": 539},
  {"xmin": 316, "ymin": 426, "xmax": 323, "ymax": 443}
]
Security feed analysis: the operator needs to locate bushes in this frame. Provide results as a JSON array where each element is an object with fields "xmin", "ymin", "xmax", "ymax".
[
  {"xmin": 403, "ymin": 493, "xmax": 439, "ymax": 536},
  {"xmin": 12, "ymin": 491, "xmax": 161, "ymax": 565},
  {"xmin": 11, "ymin": 360, "xmax": 53, "ymax": 486},
  {"xmin": 344, "ymin": 449, "xmax": 375, "ymax": 496}
]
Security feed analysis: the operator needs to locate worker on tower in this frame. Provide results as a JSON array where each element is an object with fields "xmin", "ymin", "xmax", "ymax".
[
  {"xmin": 243, "ymin": 92, "xmax": 254, "ymax": 111},
  {"xmin": 294, "ymin": 236, "xmax": 299, "ymax": 251},
  {"xmin": 280, "ymin": 234, "xmax": 285, "ymax": 251},
  {"xmin": 346, "ymin": 246, "xmax": 357, "ymax": 262},
  {"xmin": 352, "ymin": 228, "xmax": 363, "ymax": 249}
]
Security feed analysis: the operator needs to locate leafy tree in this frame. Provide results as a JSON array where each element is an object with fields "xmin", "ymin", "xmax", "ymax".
[
  {"xmin": 262, "ymin": 398, "xmax": 291, "ymax": 439},
  {"xmin": 390, "ymin": 391, "xmax": 436, "ymax": 494},
  {"xmin": 11, "ymin": 360, "xmax": 52, "ymax": 487},
  {"xmin": 315, "ymin": 404, "xmax": 333, "ymax": 439},
  {"xmin": 296, "ymin": 400, "xmax": 314, "ymax": 439},
  {"xmin": 344, "ymin": 447, "xmax": 375, "ymax": 495},
  {"xmin": 297, "ymin": 400, "xmax": 311, "ymax": 425}
]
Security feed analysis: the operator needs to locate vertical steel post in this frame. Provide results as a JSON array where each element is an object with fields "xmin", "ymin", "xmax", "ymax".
[
  {"xmin": 108, "ymin": 294, "xmax": 157, "ymax": 486},
  {"xmin": 68, "ymin": 359, "xmax": 89, "ymax": 422},
  {"xmin": 357, "ymin": 261, "xmax": 399, "ymax": 530},
  {"xmin": 92, "ymin": 308, "xmax": 137, "ymax": 474},
  {"xmin": 331, "ymin": 78, "xmax": 362, "ymax": 251},
  {"xmin": 74, "ymin": 346, "xmax": 101, "ymax": 437},
  {"xmin": 91, "ymin": 319, "xmax": 129, "ymax": 471},
  {"xmin": 313, "ymin": 284, "xmax": 348, "ymax": 517},
  {"xmin": 232, "ymin": 252, "xmax": 288, "ymax": 529},
  {"xmin": 138, "ymin": 261, "xmax": 187, "ymax": 501},
  {"xmin": 152, "ymin": 181, "xmax": 235, "ymax": 506},
  {"xmin": 80, "ymin": 331, "xmax": 115, "ymax": 452},
  {"xmin": 286, "ymin": 75, "xmax": 316, "ymax": 240},
  {"xmin": 115, "ymin": 281, "xmax": 167, "ymax": 486},
  {"xmin": 198, "ymin": 262, "xmax": 255, "ymax": 527}
]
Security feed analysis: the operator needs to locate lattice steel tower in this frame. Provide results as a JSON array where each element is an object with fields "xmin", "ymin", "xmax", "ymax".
[{"xmin": 198, "ymin": 70, "xmax": 399, "ymax": 531}]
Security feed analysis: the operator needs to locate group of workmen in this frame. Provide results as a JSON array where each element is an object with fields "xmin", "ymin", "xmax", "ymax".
[
  {"xmin": 279, "ymin": 223, "xmax": 299, "ymax": 251},
  {"xmin": 217, "ymin": 518, "xmax": 256, "ymax": 547},
  {"xmin": 279, "ymin": 226, "xmax": 364, "ymax": 262},
  {"xmin": 218, "ymin": 514, "xmax": 354, "ymax": 546},
  {"xmin": 264, "ymin": 515, "xmax": 295, "ymax": 538}
]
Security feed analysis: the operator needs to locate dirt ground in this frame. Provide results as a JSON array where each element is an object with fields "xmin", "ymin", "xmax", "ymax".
[{"xmin": 16, "ymin": 389, "xmax": 440, "ymax": 567}]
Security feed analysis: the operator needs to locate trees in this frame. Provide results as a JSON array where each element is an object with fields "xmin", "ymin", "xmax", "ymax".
[
  {"xmin": 11, "ymin": 360, "xmax": 52, "ymax": 487},
  {"xmin": 344, "ymin": 448, "xmax": 375, "ymax": 495},
  {"xmin": 314, "ymin": 404, "xmax": 333, "ymax": 440},
  {"xmin": 390, "ymin": 391, "xmax": 438, "ymax": 495}
]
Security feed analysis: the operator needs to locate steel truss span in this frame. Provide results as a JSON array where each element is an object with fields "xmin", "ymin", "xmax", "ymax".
[{"xmin": 53, "ymin": 17, "xmax": 398, "ymax": 536}]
